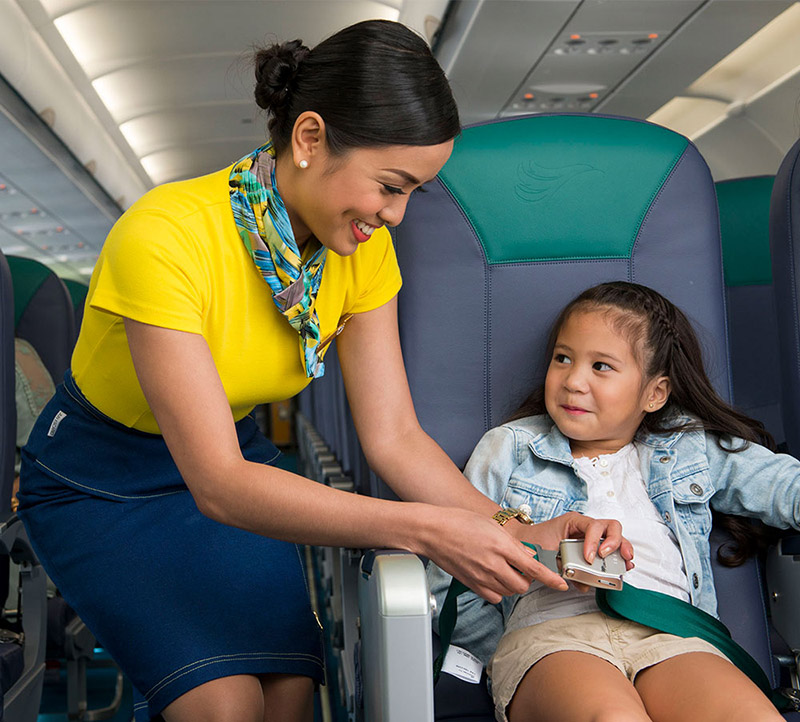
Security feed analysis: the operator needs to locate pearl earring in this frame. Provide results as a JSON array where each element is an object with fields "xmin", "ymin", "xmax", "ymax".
[
  {"xmin": 648, "ymin": 403, "xmax": 655, "ymax": 409},
  {"xmin": 299, "ymin": 160, "xmax": 308, "ymax": 169}
]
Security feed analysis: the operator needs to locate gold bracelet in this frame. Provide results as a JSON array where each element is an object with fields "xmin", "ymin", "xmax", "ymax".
[{"xmin": 492, "ymin": 507, "xmax": 533, "ymax": 526}]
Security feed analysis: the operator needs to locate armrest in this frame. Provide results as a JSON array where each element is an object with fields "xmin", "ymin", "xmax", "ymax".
[{"xmin": 358, "ymin": 550, "xmax": 434, "ymax": 722}]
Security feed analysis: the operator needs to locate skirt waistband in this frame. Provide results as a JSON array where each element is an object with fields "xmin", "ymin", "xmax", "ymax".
[
  {"xmin": 61, "ymin": 371, "xmax": 160, "ymax": 436},
  {"xmin": 19, "ymin": 372, "xmax": 281, "ymax": 501}
]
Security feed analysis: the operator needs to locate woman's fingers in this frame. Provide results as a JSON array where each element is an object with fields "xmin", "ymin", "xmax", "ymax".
[
  {"xmin": 427, "ymin": 509, "xmax": 638, "ymax": 603},
  {"xmin": 427, "ymin": 510, "xmax": 569, "ymax": 601}
]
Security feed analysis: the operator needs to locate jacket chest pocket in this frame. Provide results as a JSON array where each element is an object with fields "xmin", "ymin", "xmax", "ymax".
[
  {"xmin": 672, "ymin": 474, "xmax": 714, "ymax": 535},
  {"xmin": 502, "ymin": 478, "xmax": 569, "ymax": 523}
]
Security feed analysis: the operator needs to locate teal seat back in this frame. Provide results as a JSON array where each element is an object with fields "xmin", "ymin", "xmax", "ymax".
[{"xmin": 715, "ymin": 176, "xmax": 782, "ymax": 447}]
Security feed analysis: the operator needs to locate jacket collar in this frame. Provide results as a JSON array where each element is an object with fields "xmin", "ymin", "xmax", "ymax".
[{"xmin": 527, "ymin": 413, "xmax": 695, "ymax": 464}]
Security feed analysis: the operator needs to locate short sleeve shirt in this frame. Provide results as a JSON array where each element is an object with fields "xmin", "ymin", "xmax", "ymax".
[{"xmin": 71, "ymin": 165, "xmax": 402, "ymax": 433}]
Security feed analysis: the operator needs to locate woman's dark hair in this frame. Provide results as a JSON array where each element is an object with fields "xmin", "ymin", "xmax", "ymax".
[
  {"xmin": 253, "ymin": 20, "xmax": 460, "ymax": 155},
  {"xmin": 510, "ymin": 281, "xmax": 780, "ymax": 566}
]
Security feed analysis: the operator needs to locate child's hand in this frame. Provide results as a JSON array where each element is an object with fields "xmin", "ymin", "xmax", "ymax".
[{"xmin": 508, "ymin": 511, "xmax": 635, "ymax": 571}]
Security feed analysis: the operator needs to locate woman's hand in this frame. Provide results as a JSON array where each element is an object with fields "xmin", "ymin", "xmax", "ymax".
[
  {"xmin": 416, "ymin": 506, "xmax": 569, "ymax": 605},
  {"xmin": 507, "ymin": 511, "xmax": 635, "ymax": 570}
]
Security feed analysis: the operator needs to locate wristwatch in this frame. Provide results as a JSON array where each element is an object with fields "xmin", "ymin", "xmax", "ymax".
[{"xmin": 492, "ymin": 507, "xmax": 533, "ymax": 526}]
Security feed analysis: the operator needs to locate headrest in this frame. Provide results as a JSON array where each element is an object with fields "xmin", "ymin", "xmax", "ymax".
[
  {"xmin": 715, "ymin": 176, "xmax": 774, "ymax": 287},
  {"xmin": 438, "ymin": 114, "xmax": 690, "ymax": 265}
]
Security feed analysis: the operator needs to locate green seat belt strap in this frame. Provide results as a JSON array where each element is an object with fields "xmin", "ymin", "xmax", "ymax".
[
  {"xmin": 433, "ymin": 578, "xmax": 469, "ymax": 681},
  {"xmin": 435, "ymin": 543, "xmax": 792, "ymax": 710},
  {"xmin": 433, "ymin": 541, "xmax": 546, "ymax": 683},
  {"xmin": 596, "ymin": 585, "xmax": 791, "ymax": 710}
]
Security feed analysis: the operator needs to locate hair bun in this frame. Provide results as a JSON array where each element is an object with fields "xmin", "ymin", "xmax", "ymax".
[{"xmin": 253, "ymin": 39, "xmax": 310, "ymax": 111}]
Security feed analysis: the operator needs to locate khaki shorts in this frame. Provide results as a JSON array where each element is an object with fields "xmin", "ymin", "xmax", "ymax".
[{"xmin": 488, "ymin": 611, "xmax": 728, "ymax": 722}]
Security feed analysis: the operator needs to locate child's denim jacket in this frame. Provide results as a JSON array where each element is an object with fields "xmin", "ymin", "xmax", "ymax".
[{"xmin": 428, "ymin": 414, "xmax": 800, "ymax": 665}]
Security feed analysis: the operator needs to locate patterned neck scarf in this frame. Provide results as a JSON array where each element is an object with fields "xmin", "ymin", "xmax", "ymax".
[{"xmin": 229, "ymin": 142, "xmax": 328, "ymax": 378}]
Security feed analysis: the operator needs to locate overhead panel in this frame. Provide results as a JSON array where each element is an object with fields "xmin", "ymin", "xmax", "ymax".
[
  {"xmin": 435, "ymin": 0, "xmax": 581, "ymax": 125},
  {"xmin": 502, "ymin": 0, "xmax": 703, "ymax": 116}
]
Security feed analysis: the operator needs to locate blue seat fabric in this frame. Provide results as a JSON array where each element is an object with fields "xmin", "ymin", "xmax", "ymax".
[{"xmin": 771, "ymin": 138, "xmax": 800, "ymax": 458}]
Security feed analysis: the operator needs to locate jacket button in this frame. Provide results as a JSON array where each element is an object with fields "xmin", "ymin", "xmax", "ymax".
[
  {"xmin": 659, "ymin": 455, "xmax": 670, "ymax": 463},
  {"xmin": 692, "ymin": 573, "xmax": 700, "ymax": 589},
  {"xmin": 690, "ymin": 483, "xmax": 703, "ymax": 496},
  {"xmin": 663, "ymin": 512, "xmax": 671, "ymax": 523}
]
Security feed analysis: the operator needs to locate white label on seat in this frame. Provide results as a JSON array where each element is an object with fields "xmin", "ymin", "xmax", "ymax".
[{"xmin": 441, "ymin": 644, "xmax": 483, "ymax": 684}]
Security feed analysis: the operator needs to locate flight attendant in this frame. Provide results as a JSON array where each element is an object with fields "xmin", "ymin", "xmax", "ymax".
[{"xmin": 17, "ymin": 20, "xmax": 631, "ymax": 722}]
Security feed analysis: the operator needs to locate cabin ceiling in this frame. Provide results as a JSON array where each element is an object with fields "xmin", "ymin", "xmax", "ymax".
[{"xmin": 0, "ymin": 0, "xmax": 798, "ymax": 279}]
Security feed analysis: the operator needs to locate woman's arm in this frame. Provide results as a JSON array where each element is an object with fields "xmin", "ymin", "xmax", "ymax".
[
  {"xmin": 335, "ymin": 297, "xmax": 500, "ymax": 513},
  {"xmin": 123, "ymin": 317, "xmax": 560, "ymax": 603}
]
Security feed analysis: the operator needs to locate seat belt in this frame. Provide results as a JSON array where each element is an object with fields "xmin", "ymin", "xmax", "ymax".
[
  {"xmin": 434, "ymin": 542, "xmax": 794, "ymax": 710},
  {"xmin": 432, "ymin": 542, "xmax": 554, "ymax": 682}
]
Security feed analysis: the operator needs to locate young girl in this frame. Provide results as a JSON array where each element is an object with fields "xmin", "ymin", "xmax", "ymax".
[{"xmin": 429, "ymin": 281, "xmax": 797, "ymax": 722}]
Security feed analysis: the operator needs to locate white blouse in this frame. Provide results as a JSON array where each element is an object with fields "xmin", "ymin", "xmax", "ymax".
[{"xmin": 506, "ymin": 443, "xmax": 691, "ymax": 634}]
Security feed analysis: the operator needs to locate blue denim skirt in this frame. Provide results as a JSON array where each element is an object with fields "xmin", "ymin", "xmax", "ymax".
[{"xmin": 17, "ymin": 373, "xmax": 325, "ymax": 720}]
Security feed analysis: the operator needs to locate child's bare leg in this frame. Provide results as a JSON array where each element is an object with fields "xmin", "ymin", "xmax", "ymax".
[
  {"xmin": 634, "ymin": 652, "xmax": 782, "ymax": 722},
  {"xmin": 506, "ymin": 651, "xmax": 651, "ymax": 722}
]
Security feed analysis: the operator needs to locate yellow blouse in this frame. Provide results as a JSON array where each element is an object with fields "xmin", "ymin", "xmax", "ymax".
[{"xmin": 72, "ymin": 165, "xmax": 402, "ymax": 433}]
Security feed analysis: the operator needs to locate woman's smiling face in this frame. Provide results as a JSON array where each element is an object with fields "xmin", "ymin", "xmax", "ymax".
[{"xmin": 278, "ymin": 118, "xmax": 453, "ymax": 256}]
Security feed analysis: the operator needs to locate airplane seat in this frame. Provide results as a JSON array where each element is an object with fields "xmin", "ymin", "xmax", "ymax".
[
  {"xmin": 360, "ymin": 113, "xmax": 798, "ymax": 720},
  {"xmin": 5, "ymin": 257, "xmax": 75, "ymax": 383},
  {"xmin": 0, "ymin": 250, "xmax": 47, "ymax": 722},
  {"xmin": 767, "ymin": 136, "xmax": 800, "ymax": 708},
  {"xmin": 771, "ymin": 138, "xmax": 800, "ymax": 457},
  {"xmin": 5, "ymin": 256, "xmax": 123, "ymax": 720},
  {"xmin": 715, "ymin": 176, "xmax": 785, "ymax": 450},
  {"xmin": 296, "ymin": 347, "xmax": 374, "ymax": 716},
  {"xmin": 60, "ymin": 278, "xmax": 89, "ymax": 334}
]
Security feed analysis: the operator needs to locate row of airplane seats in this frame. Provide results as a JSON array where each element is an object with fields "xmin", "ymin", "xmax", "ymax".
[
  {"xmin": 0, "ymin": 251, "xmax": 47, "ymax": 722},
  {"xmin": 0, "ymin": 254, "xmax": 123, "ymax": 721},
  {"xmin": 297, "ymin": 114, "xmax": 800, "ymax": 721}
]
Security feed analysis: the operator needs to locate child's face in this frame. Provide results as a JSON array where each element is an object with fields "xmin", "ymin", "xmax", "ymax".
[{"xmin": 544, "ymin": 310, "xmax": 668, "ymax": 458}]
